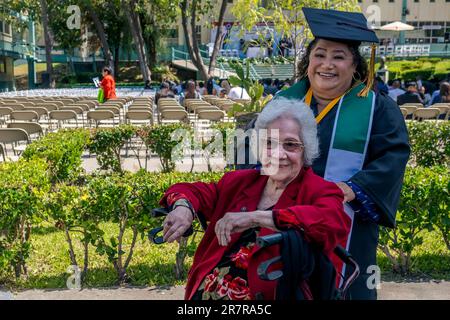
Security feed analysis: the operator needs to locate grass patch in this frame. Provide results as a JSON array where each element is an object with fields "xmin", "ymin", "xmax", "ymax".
[
  {"xmin": 0, "ymin": 221, "xmax": 200, "ymax": 290},
  {"xmin": 14, "ymin": 63, "xmax": 62, "ymax": 77},
  {"xmin": 1, "ymin": 222, "xmax": 448, "ymax": 290},
  {"xmin": 377, "ymin": 230, "xmax": 450, "ymax": 281}
]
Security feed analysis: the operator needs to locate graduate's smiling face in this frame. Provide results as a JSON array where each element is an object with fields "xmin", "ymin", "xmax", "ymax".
[{"xmin": 307, "ymin": 39, "xmax": 357, "ymax": 99}]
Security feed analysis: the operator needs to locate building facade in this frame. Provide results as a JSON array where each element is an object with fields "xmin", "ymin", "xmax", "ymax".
[
  {"xmin": 0, "ymin": 20, "xmax": 17, "ymax": 91},
  {"xmin": 359, "ymin": 0, "xmax": 450, "ymax": 45},
  {"xmin": 169, "ymin": 0, "xmax": 450, "ymax": 57}
]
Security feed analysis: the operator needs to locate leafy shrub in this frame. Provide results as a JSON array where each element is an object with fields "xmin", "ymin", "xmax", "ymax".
[
  {"xmin": 379, "ymin": 167, "xmax": 439, "ymax": 274},
  {"xmin": 44, "ymin": 181, "xmax": 103, "ymax": 279},
  {"xmin": 88, "ymin": 125, "xmax": 137, "ymax": 173},
  {"xmin": 23, "ymin": 129, "xmax": 90, "ymax": 184},
  {"xmin": 407, "ymin": 121, "xmax": 450, "ymax": 167},
  {"xmin": 137, "ymin": 124, "xmax": 192, "ymax": 173},
  {"xmin": 401, "ymin": 69, "xmax": 434, "ymax": 81},
  {"xmin": 427, "ymin": 166, "xmax": 450, "ymax": 251},
  {"xmin": 201, "ymin": 123, "xmax": 237, "ymax": 172},
  {"xmin": 0, "ymin": 159, "xmax": 50, "ymax": 278}
]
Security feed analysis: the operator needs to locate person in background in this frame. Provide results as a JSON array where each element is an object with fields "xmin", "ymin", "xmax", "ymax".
[
  {"xmin": 180, "ymin": 80, "xmax": 201, "ymax": 107},
  {"xmin": 430, "ymin": 81, "xmax": 450, "ymax": 105},
  {"xmin": 198, "ymin": 82, "xmax": 207, "ymax": 95},
  {"xmin": 396, "ymin": 81, "xmax": 424, "ymax": 105},
  {"xmin": 206, "ymin": 77, "xmax": 215, "ymax": 95},
  {"xmin": 155, "ymin": 82, "xmax": 175, "ymax": 105},
  {"xmin": 213, "ymin": 79, "xmax": 223, "ymax": 96},
  {"xmin": 220, "ymin": 80, "xmax": 232, "ymax": 95},
  {"xmin": 100, "ymin": 66, "xmax": 117, "ymax": 101},
  {"xmin": 388, "ymin": 79, "xmax": 405, "ymax": 103},
  {"xmin": 374, "ymin": 76, "xmax": 389, "ymax": 95},
  {"xmin": 228, "ymin": 84, "xmax": 251, "ymax": 100},
  {"xmin": 419, "ymin": 86, "xmax": 432, "ymax": 106},
  {"xmin": 219, "ymin": 88, "xmax": 228, "ymax": 99}
]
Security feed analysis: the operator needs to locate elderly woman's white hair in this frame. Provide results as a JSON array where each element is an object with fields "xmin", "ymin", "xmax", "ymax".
[{"xmin": 254, "ymin": 97, "xmax": 319, "ymax": 166}]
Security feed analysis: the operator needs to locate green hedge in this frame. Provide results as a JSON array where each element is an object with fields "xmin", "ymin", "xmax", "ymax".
[
  {"xmin": 384, "ymin": 58, "xmax": 450, "ymax": 81},
  {"xmin": 407, "ymin": 121, "xmax": 450, "ymax": 167},
  {"xmin": 0, "ymin": 164, "xmax": 223, "ymax": 284},
  {"xmin": 22, "ymin": 129, "xmax": 90, "ymax": 184},
  {"xmin": 1, "ymin": 121, "xmax": 449, "ymax": 285},
  {"xmin": 379, "ymin": 166, "xmax": 449, "ymax": 274}
]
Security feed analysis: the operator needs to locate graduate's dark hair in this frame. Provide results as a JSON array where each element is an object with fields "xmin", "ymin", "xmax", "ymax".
[{"xmin": 297, "ymin": 38, "xmax": 368, "ymax": 84}]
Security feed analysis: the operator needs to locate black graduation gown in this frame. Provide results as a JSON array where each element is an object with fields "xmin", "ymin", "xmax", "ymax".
[
  {"xmin": 236, "ymin": 90, "xmax": 410, "ymax": 299},
  {"xmin": 308, "ymin": 92, "xmax": 410, "ymax": 299}
]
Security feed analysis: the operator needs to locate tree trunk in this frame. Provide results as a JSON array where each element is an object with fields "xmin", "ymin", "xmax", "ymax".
[
  {"xmin": 39, "ymin": 0, "xmax": 55, "ymax": 88},
  {"xmin": 175, "ymin": 237, "xmax": 188, "ymax": 279},
  {"xmin": 180, "ymin": 0, "xmax": 208, "ymax": 80},
  {"xmin": 114, "ymin": 46, "xmax": 120, "ymax": 80},
  {"xmin": 147, "ymin": 34, "xmax": 157, "ymax": 70},
  {"xmin": 208, "ymin": 0, "xmax": 227, "ymax": 76},
  {"xmin": 122, "ymin": 0, "xmax": 151, "ymax": 82},
  {"xmin": 86, "ymin": 2, "xmax": 114, "ymax": 73}
]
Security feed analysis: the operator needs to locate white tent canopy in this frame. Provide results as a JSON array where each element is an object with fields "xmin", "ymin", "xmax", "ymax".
[{"xmin": 379, "ymin": 21, "xmax": 414, "ymax": 31}]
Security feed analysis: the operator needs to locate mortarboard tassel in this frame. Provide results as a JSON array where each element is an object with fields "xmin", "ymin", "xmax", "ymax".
[{"xmin": 358, "ymin": 43, "xmax": 377, "ymax": 98}]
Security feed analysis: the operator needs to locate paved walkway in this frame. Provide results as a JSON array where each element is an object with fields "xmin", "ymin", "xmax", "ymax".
[{"xmin": 2, "ymin": 281, "xmax": 449, "ymax": 300}]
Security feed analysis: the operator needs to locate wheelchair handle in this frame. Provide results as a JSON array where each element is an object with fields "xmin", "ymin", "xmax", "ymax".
[
  {"xmin": 148, "ymin": 207, "xmax": 194, "ymax": 244},
  {"xmin": 256, "ymin": 233, "xmax": 282, "ymax": 248}
]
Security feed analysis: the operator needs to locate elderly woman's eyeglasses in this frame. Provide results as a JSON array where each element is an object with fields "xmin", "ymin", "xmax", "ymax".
[{"xmin": 265, "ymin": 138, "xmax": 304, "ymax": 152}]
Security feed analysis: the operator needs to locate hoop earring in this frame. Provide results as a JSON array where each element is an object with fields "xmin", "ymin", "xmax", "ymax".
[{"xmin": 352, "ymin": 71, "xmax": 362, "ymax": 83}]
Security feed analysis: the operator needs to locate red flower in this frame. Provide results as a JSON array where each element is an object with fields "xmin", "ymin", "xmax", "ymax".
[
  {"xmin": 230, "ymin": 245, "xmax": 253, "ymax": 269},
  {"xmin": 216, "ymin": 274, "xmax": 232, "ymax": 298},
  {"xmin": 203, "ymin": 269, "xmax": 219, "ymax": 293},
  {"xmin": 227, "ymin": 277, "xmax": 250, "ymax": 300}
]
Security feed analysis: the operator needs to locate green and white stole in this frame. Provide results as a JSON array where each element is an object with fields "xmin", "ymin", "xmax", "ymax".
[{"xmin": 277, "ymin": 79, "xmax": 376, "ymax": 184}]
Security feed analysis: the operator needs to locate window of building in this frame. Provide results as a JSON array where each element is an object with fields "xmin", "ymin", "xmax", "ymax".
[
  {"xmin": 430, "ymin": 0, "xmax": 435, "ymax": 2},
  {"xmin": 389, "ymin": 0, "xmax": 395, "ymax": 2},
  {"xmin": 0, "ymin": 21, "xmax": 3, "ymax": 33},
  {"xmin": 0, "ymin": 58, "xmax": 6, "ymax": 74},
  {"xmin": 195, "ymin": 25, "xmax": 201, "ymax": 43},
  {"xmin": 167, "ymin": 29, "xmax": 178, "ymax": 39},
  {"xmin": 4, "ymin": 23, "xmax": 11, "ymax": 35},
  {"xmin": 373, "ymin": 0, "xmax": 378, "ymax": 2}
]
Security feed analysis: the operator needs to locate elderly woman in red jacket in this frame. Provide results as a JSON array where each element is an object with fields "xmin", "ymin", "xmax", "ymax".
[
  {"xmin": 100, "ymin": 66, "xmax": 117, "ymax": 101},
  {"xmin": 160, "ymin": 97, "xmax": 350, "ymax": 300}
]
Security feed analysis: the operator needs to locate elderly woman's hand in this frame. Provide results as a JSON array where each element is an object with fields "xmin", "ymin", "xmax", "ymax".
[
  {"xmin": 215, "ymin": 212, "xmax": 256, "ymax": 246},
  {"xmin": 163, "ymin": 206, "xmax": 193, "ymax": 243},
  {"xmin": 215, "ymin": 211, "xmax": 277, "ymax": 247}
]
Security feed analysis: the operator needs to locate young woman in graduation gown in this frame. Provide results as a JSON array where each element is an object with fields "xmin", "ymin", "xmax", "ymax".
[{"xmin": 274, "ymin": 8, "xmax": 411, "ymax": 299}]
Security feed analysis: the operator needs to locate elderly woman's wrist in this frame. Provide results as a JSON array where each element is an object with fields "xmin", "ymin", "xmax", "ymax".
[{"xmin": 173, "ymin": 199, "xmax": 195, "ymax": 220}]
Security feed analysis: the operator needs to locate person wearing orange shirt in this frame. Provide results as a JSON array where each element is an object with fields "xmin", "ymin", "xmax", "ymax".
[{"xmin": 100, "ymin": 66, "xmax": 117, "ymax": 101}]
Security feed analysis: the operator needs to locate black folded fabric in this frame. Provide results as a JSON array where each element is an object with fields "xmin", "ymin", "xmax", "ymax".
[{"xmin": 275, "ymin": 230, "xmax": 337, "ymax": 300}]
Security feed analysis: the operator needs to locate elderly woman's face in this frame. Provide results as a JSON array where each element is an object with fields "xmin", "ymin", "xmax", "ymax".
[
  {"xmin": 307, "ymin": 39, "xmax": 356, "ymax": 99},
  {"xmin": 261, "ymin": 117, "xmax": 304, "ymax": 182}
]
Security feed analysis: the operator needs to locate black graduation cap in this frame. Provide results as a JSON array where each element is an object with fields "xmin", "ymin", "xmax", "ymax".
[
  {"xmin": 302, "ymin": 7, "xmax": 379, "ymax": 45},
  {"xmin": 302, "ymin": 7, "xmax": 379, "ymax": 97}
]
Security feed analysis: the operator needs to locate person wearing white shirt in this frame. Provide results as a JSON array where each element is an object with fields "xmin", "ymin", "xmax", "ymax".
[
  {"xmin": 388, "ymin": 80, "xmax": 405, "ymax": 102},
  {"xmin": 228, "ymin": 86, "xmax": 251, "ymax": 100}
]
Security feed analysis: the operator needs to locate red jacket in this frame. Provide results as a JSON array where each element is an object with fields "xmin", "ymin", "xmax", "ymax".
[
  {"xmin": 160, "ymin": 168, "xmax": 350, "ymax": 300},
  {"xmin": 100, "ymin": 74, "xmax": 117, "ymax": 100}
]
